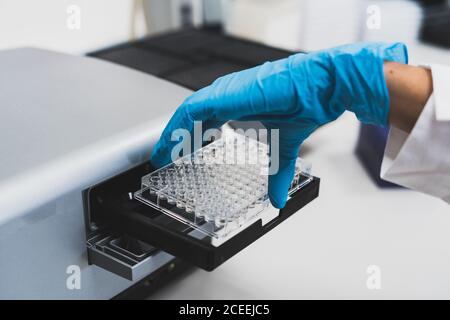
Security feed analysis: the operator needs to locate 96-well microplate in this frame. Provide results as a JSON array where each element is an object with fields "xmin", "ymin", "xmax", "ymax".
[{"xmin": 134, "ymin": 131, "xmax": 312, "ymax": 240}]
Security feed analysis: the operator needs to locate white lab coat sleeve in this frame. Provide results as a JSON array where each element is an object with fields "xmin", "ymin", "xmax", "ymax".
[{"xmin": 381, "ymin": 64, "xmax": 450, "ymax": 204}]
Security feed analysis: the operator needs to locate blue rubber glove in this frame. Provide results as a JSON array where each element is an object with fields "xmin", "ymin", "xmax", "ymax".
[{"xmin": 151, "ymin": 42, "xmax": 408, "ymax": 208}]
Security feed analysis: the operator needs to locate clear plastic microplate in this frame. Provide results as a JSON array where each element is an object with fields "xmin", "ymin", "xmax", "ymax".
[{"xmin": 134, "ymin": 131, "xmax": 313, "ymax": 243}]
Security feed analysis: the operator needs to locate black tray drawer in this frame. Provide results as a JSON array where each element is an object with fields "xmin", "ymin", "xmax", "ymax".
[{"xmin": 85, "ymin": 162, "xmax": 319, "ymax": 272}]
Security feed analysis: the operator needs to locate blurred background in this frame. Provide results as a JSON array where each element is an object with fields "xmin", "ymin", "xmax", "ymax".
[
  {"xmin": 1, "ymin": 0, "xmax": 450, "ymax": 299},
  {"xmin": 1, "ymin": 0, "xmax": 450, "ymax": 59}
]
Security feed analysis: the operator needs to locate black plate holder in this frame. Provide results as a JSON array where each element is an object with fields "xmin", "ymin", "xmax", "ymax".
[{"xmin": 85, "ymin": 162, "xmax": 320, "ymax": 271}]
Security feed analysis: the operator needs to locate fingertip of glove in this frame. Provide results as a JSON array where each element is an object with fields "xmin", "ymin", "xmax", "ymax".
[
  {"xmin": 269, "ymin": 192, "xmax": 287, "ymax": 209},
  {"xmin": 150, "ymin": 145, "xmax": 168, "ymax": 168},
  {"xmin": 268, "ymin": 179, "xmax": 290, "ymax": 209},
  {"xmin": 267, "ymin": 156, "xmax": 299, "ymax": 209},
  {"xmin": 149, "ymin": 155, "xmax": 162, "ymax": 169}
]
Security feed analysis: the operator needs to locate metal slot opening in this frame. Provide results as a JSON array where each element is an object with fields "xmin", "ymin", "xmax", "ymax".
[{"xmin": 87, "ymin": 232, "xmax": 172, "ymax": 281}]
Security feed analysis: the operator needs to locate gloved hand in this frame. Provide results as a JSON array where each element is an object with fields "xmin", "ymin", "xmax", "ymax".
[{"xmin": 151, "ymin": 42, "xmax": 408, "ymax": 208}]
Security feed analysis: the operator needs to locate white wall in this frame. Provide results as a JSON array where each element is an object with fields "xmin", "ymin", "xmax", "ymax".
[
  {"xmin": 223, "ymin": 0, "xmax": 425, "ymax": 52},
  {"xmin": 0, "ymin": 0, "xmax": 142, "ymax": 54}
]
